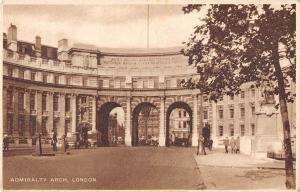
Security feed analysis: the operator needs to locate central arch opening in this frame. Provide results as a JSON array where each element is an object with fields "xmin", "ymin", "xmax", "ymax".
[
  {"xmin": 97, "ymin": 102, "xmax": 125, "ymax": 146},
  {"xmin": 132, "ymin": 102, "xmax": 159, "ymax": 146},
  {"xmin": 166, "ymin": 102, "xmax": 192, "ymax": 147}
]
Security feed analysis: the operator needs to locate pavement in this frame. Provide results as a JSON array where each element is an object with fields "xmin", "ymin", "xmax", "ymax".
[
  {"xmin": 194, "ymin": 148, "xmax": 295, "ymax": 190},
  {"xmin": 3, "ymin": 146, "xmax": 205, "ymax": 190}
]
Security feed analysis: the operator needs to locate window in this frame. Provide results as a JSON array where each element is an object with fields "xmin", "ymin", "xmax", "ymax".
[
  {"xmin": 230, "ymin": 95, "xmax": 234, "ymax": 100},
  {"xmin": 18, "ymin": 92, "xmax": 24, "ymax": 110},
  {"xmin": 230, "ymin": 124, "xmax": 234, "ymax": 136},
  {"xmin": 42, "ymin": 118, "xmax": 47, "ymax": 136},
  {"xmin": 114, "ymin": 79, "xmax": 121, "ymax": 88},
  {"xmin": 42, "ymin": 93, "xmax": 47, "ymax": 111},
  {"xmin": 19, "ymin": 68, "xmax": 25, "ymax": 79},
  {"xmin": 7, "ymin": 114, "xmax": 13, "ymax": 135},
  {"xmin": 230, "ymin": 108, "xmax": 234, "ymax": 118},
  {"xmin": 31, "ymin": 71, "xmax": 36, "ymax": 81},
  {"xmin": 184, "ymin": 111, "xmax": 187, "ymax": 117},
  {"xmin": 54, "ymin": 75, "xmax": 60, "ymax": 84},
  {"xmin": 103, "ymin": 79, "xmax": 109, "ymax": 88},
  {"xmin": 53, "ymin": 119, "xmax": 59, "ymax": 133},
  {"xmin": 251, "ymin": 89, "xmax": 255, "ymax": 97},
  {"xmin": 8, "ymin": 66, "xmax": 13, "ymax": 77},
  {"xmin": 240, "ymin": 91, "xmax": 245, "ymax": 99},
  {"xmin": 120, "ymin": 80, "xmax": 125, "ymax": 88},
  {"xmin": 30, "ymin": 93, "xmax": 35, "ymax": 110},
  {"xmin": 166, "ymin": 80, "xmax": 171, "ymax": 88},
  {"xmin": 203, "ymin": 95, "xmax": 208, "ymax": 102},
  {"xmin": 98, "ymin": 80, "xmax": 103, "ymax": 88},
  {"xmin": 179, "ymin": 111, "xmax": 182, "ymax": 118},
  {"xmin": 65, "ymin": 97, "xmax": 71, "ymax": 112},
  {"xmin": 178, "ymin": 122, "xmax": 182, "ymax": 128},
  {"xmin": 183, "ymin": 121, "xmax": 187, "ymax": 129},
  {"xmin": 148, "ymin": 79, "xmax": 154, "ymax": 88},
  {"xmin": 18, "ymin": 115, "xmax": 24, "ymax": 136},
  {"xmin": 53, "ymin": 94, "xmax": 59, "ymax": 111},
  {"xmin": 218, "ymin": 109, "xmax": 223, "ymax": 119},
  {"xmin": 82, "ymin": 77, "xmax": 88, "ymax": 86},
  {"xmin": 109, "ymin": 79, "xmax": 114, "ymax": 88},
  {"xmin": 203, "ymin": 110, "xmax": 208, "ymax": 119},
  {"xmin": 240, "ymin": 124, "xmax": 245, "ymax": 136},
  {"xmin": 81, "ymin": 96, "xmax": 87, "ymax": 104},
  {"xmin": 240, "ymin": 107, "xmax": 245, "ymax": 118},
  {"xmin": 66, "ymin": 76, "xmax": 71, "ymax": 85},
  {"xmin": 30, "ymin": 116, "xmax": 36, "ymax": 136},
  {"xmin": 251, "ymin": 106, "xmax": 255, "ymax": 115},
  {"xmin": 7, "ymin": 90, "xmax": 13, "ymax": 109},
  {"xmin": 219, "ymin": 125, "xmax": 223, "ymax": 136},
  {"xmin": 137, "ymin": 80, "xmax": 143, "ymax": 88},
  {"xmin": 65, "ymin": 120, "xmax": 71, "ymax": 134},
  {"xmin": 251, "ymin": 124, "xmax": 255, "ymax": 136},
  {"xmin": 132, "ymin": 80, "xmax": 137, "ymax": 89},
  {"xmin": 43, "ymin": 73, "xmax": 48, "ymax": 83}
]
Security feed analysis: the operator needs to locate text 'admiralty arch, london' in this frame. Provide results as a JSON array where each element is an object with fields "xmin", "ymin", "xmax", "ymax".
[{"xmin": 3, "ymin": 24, "xmax": 296, "ymax": 156}]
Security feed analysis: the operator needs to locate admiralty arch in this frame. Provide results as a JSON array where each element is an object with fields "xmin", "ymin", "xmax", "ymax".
[{"xmin": 3, "ymin": 24, "xmax": 203, "ymax": 147}]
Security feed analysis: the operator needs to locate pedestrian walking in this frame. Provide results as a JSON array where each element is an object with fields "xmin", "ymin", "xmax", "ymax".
[
  {"xmin": 235, "ymin": 136, "xmax": 240, "ymax": 153},
  {"xmin": 223, "ymin": 137, "xmax": 229, "ymax": 153},
  {"xmin": 171, "ymin": 132, "xmax": 175, "ymax": 145},
  {"xmin": 51, "ymin": 132, "xmax": 58, "ymax": 152},
  {"xmin": 3, "ymin": 134, "xmax": 9, "ymax": 151},
  {"xmin": 229, "ymin": 137, "xmax": 235, "ymax": 153},
  {"xmin": 61, "ymin": 134, "xmax": 67, "ymax": 153}
]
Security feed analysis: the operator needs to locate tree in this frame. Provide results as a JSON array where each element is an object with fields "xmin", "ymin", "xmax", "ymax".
[{"xmin": 182, "ymin": 4, "xmax": 296, "ymax": 188}]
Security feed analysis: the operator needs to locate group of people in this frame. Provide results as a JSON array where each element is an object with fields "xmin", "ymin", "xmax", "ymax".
[
  {"xmin": 51, "ymin": 132, "xmax": 68, "ymax": 152},
  {"xmin": 223, "ymin": 136, "xmax": 240, "ymax": 154}
]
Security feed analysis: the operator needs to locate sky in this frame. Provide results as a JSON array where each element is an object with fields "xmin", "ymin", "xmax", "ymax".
[{"xmin": 4, "ymin": 4, "xmax": 205, "ymax": 48}]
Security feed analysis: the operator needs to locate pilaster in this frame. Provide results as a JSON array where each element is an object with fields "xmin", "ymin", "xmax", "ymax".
[
  {"xmin": 192, "ymin": 94, "xmax": 199, "ymax": 146},
  {"xmin": 125, "ymin": 96, "xmax": 132, "ymax": 146},
  {"xmin": 159, "ymin": 96, "xmax": 166, "ymax": 146}
]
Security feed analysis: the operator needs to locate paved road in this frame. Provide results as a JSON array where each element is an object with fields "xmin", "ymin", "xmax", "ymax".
[{"xmin": 3, "ymin": 147, "xmax": 205, "ymax": 190}]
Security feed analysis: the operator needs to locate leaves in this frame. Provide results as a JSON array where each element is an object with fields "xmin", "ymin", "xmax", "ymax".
[{"xmin": 182, "ymin": 4, "xmax": 296, "ymax": 102}]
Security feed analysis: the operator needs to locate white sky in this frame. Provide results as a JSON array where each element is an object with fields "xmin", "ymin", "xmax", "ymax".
[{"xmin": 4, "ymin": 4, "xmax": 205, "ymax": 48}]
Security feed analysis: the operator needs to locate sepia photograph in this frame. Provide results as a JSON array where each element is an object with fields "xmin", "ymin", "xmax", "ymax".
[{"xmin": 2, "ymin": 1, "xmax": 298, "ymax": 190}]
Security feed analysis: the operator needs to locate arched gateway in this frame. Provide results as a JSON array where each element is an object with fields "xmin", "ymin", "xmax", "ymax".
[{"xmin": 3, "ymin": 25, "xmax": 202, "ymax": 147}]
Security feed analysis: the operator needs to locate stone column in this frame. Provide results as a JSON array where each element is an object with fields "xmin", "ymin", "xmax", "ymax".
[
  {"xmin": 92, "ymin": 96, "xmax": 97, "ymax": 132},
  {"xmin": 12, "ymin": 88, "xmax": 19, "ymax": 136},
  {"xmin": 24, "ymin": 90, "xmax": 30, "ymax": 136},
  {"xmin": 71, "ymin": 94, "xmax": 77, "ymax": 133},
  {"xmin": 59, "ymin": 94, "xmax": 66, "ymax": 137},
  {"xmin": 36, "ymin": 91, "xmax": 42, "ymax": 134},
  {"xmin": 3, "ymin": 86, "xmax": 8, "ymax": 134},
  {"xmin": 47, "ymin": 92, "xmax": 54, "ymax": 134},
  {"xmin": 192, "ymin": 94, "xmax": 199, "ymax": 146},
  {"xmin": 159, "ymin": 96, "xmax": 166, "ymax": 146},
  {"xmin": 125, "ymin": 97, "xmax": 132, "ymax": 146}
]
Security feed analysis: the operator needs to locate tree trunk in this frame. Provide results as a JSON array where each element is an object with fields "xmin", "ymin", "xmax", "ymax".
[{"xmin": 273, "ymin": 44, "xmax": 295, "ymax": 189}]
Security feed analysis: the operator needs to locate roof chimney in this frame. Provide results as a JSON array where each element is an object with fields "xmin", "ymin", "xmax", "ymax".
[
  {"xmin": 7, "ymin": 24, "xmax": 17, "ymax": 51},
  {"xmin": 35, "ymin": 36, "xmax": 42, "ymax": 57}
]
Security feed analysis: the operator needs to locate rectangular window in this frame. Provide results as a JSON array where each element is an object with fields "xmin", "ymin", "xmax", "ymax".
[
  {"xmin": 82, "ymin": 77, "xmax": 88, "ymax": 86},
  {"xmin": 137, "ymin": 79, "xmax": 143, "ymax": 88},
  {"xmin": 251, "ymin": 124, "xmax": 255, "ymax": 136},
  {"xmin": 219, "ymin": 109, "xmax": 223, "ymax": 119},
  {"xmin": 65, "ymin": 97, "xmax": 71, "ymax": 112},
  {"xmin": 240, "ymin": 91, "xmax": 245, "ymax": 99},
  {"xmin": 178, "ymin": 122, "xmax": 181, "ymax": 128},
  {"xmin": 7, "ymin": 90, "xmax": 13, "ymax": 109},
  {"xmin": 31, "ymin": 71, "xmax": 36, "ymax": 81},
  {"xmin": 18, "ymin": 92, "xmax": 24, "ymax": 110},
  {"xmin": 251, "ymin": 89, "xmax": 255, "ymax": 97},
  {"xmin": 109, "ymin": 79, "xmax": 114, "ymax": 88},
  {"xmin": 19, "ymin": 68, "xmax": 25, "ymax": 79},
  {"xmin": 42, "ymin": 93, "xmax": 47, "ymax": 111},
  {"xmin": 230, "ymin": 108, "xmax": 234, "ymax": 118},
  {"xmin": 230, "ymin": 124, "xmax": 234, "ymax": 136},
  {"xmin": 143, "ymin": 80, "xmax": 148, "ymax": 88},
  {"xmin": 30, "ymin": 116, "xmax": 36, "ymax": 136},
  {"xmin": 7, "ymin": 114, "xmax": 13, "ymax": 135},
  {"xmin": 203, "ymin": 110, "xmax": 208, "ymax": 119},
  {"xmin": 18, "ymin": 115, "xmax": 24, "ymax": 136},
  {"xmin": 54, "ymin": 75, "xmax": 60, "ymax": 84},
  {"xmin": 66, "ymin": 76, "xmax": 71, "ymax": 85},
  {"xmin": 166, "ymin": 80, "xmax": 171, "ymax": 88},
  {"xmin": 219, "ymin": 125, "xmax": 223, "ymax": 136},
  {"xmin": 114, "ymin": 79, "xmax": 121, "ymax": 88},
  {"xmin": 240, "ymin": 107, "xmax": 245, "ymax": 118},
  {"xmin": 42, "ymin": 118, "xmax": 47, "ymax": 136},
  {"xmin": 98, "ymin": 80, "xmax": 103, "ymax": 88},
  {"xmin": 251, "ymin": 106, "xmax": 255, "ymax": 115},
  {"xmin": 30, "ymin": 93, "xmax": 35, "ymax": 110},
  {"xmin": 184, "ymin": 111, "xmax": 187, "ymax": 117},
  {"xmin": 65, "ymin": 120, "xmax": 71, "ymax": 134},
  {"xmin": 240, "ymin": 124, "xmax": 245, "ymax": 136},
  {"xmin": 103, "ymin": 79, "xmax": 109, "ymax": 88},
  {"xmin": 53, "ymin": 119, "xmax": 59, "ymax": 133},
  {"xmin": 43, "ymin": 73, "xmax": 48, "ymax": 83},
  {"xmin": 53, "ymin": 94, "xmax": 59, "ymax": 111},
  {"xmin": 183, "ymin": 121, "xmax": 187, "ymax": 128},
  {"xmin": 148, "ymin": 79, "xmax": 154, "ymax": 88},
  {"xmin": 179, "ymin": 111, "xmax": 182, "ymax": 118},
  {"xmin": 132, "ymin": 80, "xmax": 137, "ymax": 89},
  {"xmin": 81, "ymin": 96, "xmax": 87, "ymax": 104},
  {"xmin": 120, "ymin": 80, "xmax": 125, "ymax": 88},
  {"xmin": 8, "ymin": 66, "xmax": 13, "ymax": 77}
]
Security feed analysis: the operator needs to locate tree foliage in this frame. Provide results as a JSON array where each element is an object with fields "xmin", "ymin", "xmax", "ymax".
[{"xmin": 182, "ymin": 4, "xmax": 296, "ymax": 102}]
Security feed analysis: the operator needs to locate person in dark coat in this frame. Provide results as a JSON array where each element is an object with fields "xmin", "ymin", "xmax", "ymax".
[
  {"xmin": 235, "ymin": 136, "xmax": 240, "ymax": 153},
  {"xmin": 61, "ymin": 134, "xmax": 67, "ymax": 153},
  {"xmin": 223, "ymin": 137, "xmax": 229, "ymax": 153},
  {"xmin": 52, "ymin": 132, "xmax": 58, "ymax": 151},
  {"xmin": 3, "ymin": 134, "xmax": 9, "ymax": 151}
]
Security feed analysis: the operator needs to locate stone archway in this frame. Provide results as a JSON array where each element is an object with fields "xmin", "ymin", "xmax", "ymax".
[
  {"xmin": 132, "ymin": 102, "xmax": 159, "ymax": 146},
  {"xmin": 97, "ymin": 102, "xmax": 125, "ymax": 146},
  {"xmin": 166, "ymin": 101, "xmax": 193, "ymax": 147}
]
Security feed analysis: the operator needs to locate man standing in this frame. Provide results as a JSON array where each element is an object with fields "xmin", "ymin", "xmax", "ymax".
[
  {"xmin": 235, "ymin": 136, "xmax": 240, "ymax": 153},
  {"xmin": 3, "ymin": 134, "xmax": 9, "ymax": 151},
  {"xmin": 223, "ymin": 137, "xmax": 229, "ymax": 153},
  {"xmin": 52, "ymin": 132, "xmax": 57, "ymax": 152},
  {"xmin": 229, "ymin": 137, "xmax": 235, "ymax": 153}
]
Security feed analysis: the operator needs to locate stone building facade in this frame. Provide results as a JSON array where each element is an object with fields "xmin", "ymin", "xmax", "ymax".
[{"xmin": 2, "ymin": 24, "xmax": 296, "ymax": 156}]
